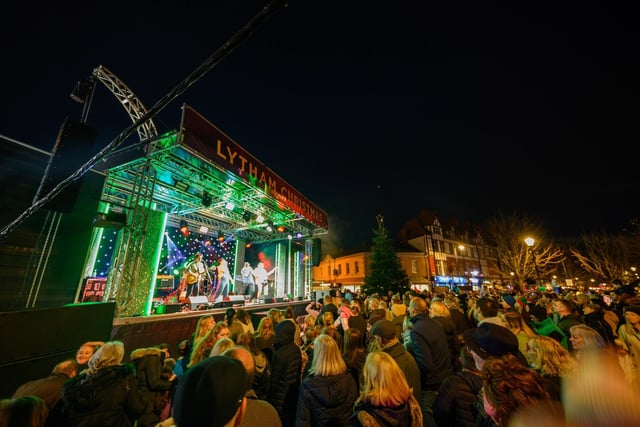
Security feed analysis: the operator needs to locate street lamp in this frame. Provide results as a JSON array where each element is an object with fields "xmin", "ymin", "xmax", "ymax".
[{"xmin": 524, "ymin": 237, "xmax": 543, "ymax": 289}]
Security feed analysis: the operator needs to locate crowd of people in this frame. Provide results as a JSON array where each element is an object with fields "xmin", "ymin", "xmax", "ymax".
[{"xmin": 3, "ymin": 282, "xmax": 640, "ymax": 427}]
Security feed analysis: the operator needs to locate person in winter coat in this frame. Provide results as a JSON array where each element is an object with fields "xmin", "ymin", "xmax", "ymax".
[
  {"xmin": 433, "ymin": 346, "xmax": 482, "ymax": 427},
  {"xmin": 129, "ymin": 346, "xmax": 177, "ymax": 427},
  {"xmin": 351, "ymin": 351, "xmax": 423, "ymax": 427},
  {"xmin": 408, "ymin": 296, "xmax": 453, "ymax": 427},
  {"xmin": 295, "ymin": 334, "xmax": 358, "ymax": 427},
  {"xmin": 368, "ymin": 320, "xmax": 421, "ymax": 402},
  {"xmin": 61, "ymin": 341, "xmax": 146, "ymax": 427},
  {"xmin": 267, "ymin": 319, "xmax": 304, "ymax": 427}
]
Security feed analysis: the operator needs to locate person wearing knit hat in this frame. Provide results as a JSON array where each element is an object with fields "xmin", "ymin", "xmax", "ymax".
[{"xmin": 171, "ymin": 355, "xmax": 249, "ymax": 427}]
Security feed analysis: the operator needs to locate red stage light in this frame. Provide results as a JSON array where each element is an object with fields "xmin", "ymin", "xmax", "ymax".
[{"xmin": 179, "ymin": 220, "xmax": 189, "ymax": 237}]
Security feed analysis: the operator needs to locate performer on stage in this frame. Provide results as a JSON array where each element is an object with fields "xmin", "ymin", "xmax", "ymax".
[
  {"xmin": 212, "ymin": 257, "xmax": 232, "ymax": 302},
  {"xmin": 240, "ymin": 262, "xmax": 255, "ymax": 300},
  {"xmin": 184, "ymin": 253, "xmax": 208, "ymax": 298},
  {"xmin": 253, "ymin": 262, "xmax": 277, "ymax": 300}
]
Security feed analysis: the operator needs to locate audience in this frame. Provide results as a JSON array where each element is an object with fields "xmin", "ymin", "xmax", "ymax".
[
  {"xmin": 222, "ymin": 346, "xmax": 281, "ymax": 427},
  {"xmin": 62, "ymin": 340, "xmax": 146, "ymax": 426},
  {"xmin": 11, "ymin": 289, "xmax": 639, "ymax": 427},
  {"xmin": 351, "ymin": 351, "xmax": 422, "ymax": 427},
  {"xmin": 481, "ymin": 354, "xmax": 553, "ymax": 427},
  {"xmin": 170, "ymin": 355, "xmax": 249, "ymax": 427},
  {"xmin": 267, "ymin": 319, "xmax": 304, "ymax": 427},
  {"xmin": 368, "ymin": 319, "xmax": 421, "ymax": 401},
  {"xmin": 13, "ymin": 359, "xmax": 78, "ymax": 427},
  {"xmin": 0, "ymin": 396, "xmax": 49, "ymax": 427},
  {"xmin": 295, "ymin": 334, "xmax": 357, "ymax": 426},
  {"xmin": 130, "ymin": 345, "xmax": 177, "ymax": 427}
]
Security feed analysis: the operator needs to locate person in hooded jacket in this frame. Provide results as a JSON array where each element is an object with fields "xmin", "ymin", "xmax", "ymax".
[
  {"xmin": 61, "ymin": 341, "xmax": 146, "ymax": 427},
  {"xmin": 295, "ymin": 333, "xmax": 358, "ymax": 427},
  {"xmin": 267, "ymin": 319, "xmax": 305, "ymax": 427},
  {"xmin": 129, "ymin": 346, "xmax": 177, "ymax": 427}
]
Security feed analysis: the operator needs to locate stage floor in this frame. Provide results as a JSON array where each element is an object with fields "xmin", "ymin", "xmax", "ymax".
[{"xmin": 111, "ymin": 299, "xmax": 310, "ymax": 360}]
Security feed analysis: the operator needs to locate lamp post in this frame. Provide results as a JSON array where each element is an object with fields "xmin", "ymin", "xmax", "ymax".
[
  {"xmin": 524, "ymin": 237, "xmax": 543, "ymax": 289},
  {"xmin": 458, "ymin": 245, "xmax": 466, "ymax": 276},
  {"xmin": 423, "ymin": 228, "xmax": 431, "ymax": 282}
]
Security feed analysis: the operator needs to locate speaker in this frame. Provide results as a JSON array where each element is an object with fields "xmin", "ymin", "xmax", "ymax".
[
  {"xmin": 188, "ymin": 296, "xmax": 209, "ymax": 310},
  {"xmin": 312, "ymin": 238, "xmax": 321, "ymax": 266},
  {"xmin": 40, "ymin": 118, "xmax": 97, "ymax": 213},
  {"xmin": 228, "ymin": 295, "xmax": 245, "ymax": 306},
  {"xmin": 92, "ymin": 212, "xmax": 127, "ymax": 229},
  {"xmin": 165, "ymin": 304, "xmax": 183, "ymax": 314}
]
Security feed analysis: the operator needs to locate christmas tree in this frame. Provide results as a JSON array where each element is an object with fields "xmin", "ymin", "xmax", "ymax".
[{"xmin": 361, "ymin": 215, "xmax": 411, "ymax": 297}]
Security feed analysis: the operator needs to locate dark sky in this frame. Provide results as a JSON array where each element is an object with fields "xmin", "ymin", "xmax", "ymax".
[{"xmin": 2, "ymin": 1, "xmax": 638, "ymax": 251}]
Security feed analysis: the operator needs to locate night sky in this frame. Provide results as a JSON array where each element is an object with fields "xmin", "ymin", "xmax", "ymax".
[{"xmin": 2, "ymin": 1, "xmax": 638, "ymax": 251}]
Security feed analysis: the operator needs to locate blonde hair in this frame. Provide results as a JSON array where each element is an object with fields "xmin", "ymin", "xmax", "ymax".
[
  {"xmin": 210, "ymin": 338, "xmax": 235, "ymax": 357},
  {"xmin": 527, "ymin": 336, "xmax": 576, "ymax": 377},
  {"xmin": 570, "ymin": 324, "xmax": 605, "ymax": 350},
  {"xmin": 193, "ymin": 315, "xmax": 215, "ymax": 342},
  {"xmin": 267, "ymin": 308, "xmax": 283, "ymax": 324},
  {"xmin": 359, "ymin": 351, "xmax": 412, "ymax": 407},
  {"xmin": 257, "ymin": 317, "xmax": 275, "ymax": 338},
  {"xmin": 310, "ymin": 334, "xmax": 347, "ymax": 376},
  {"xmin": 189, "ymin": 322, "xmax": 230, "ymax": 368},
  {"xmin": 320, "ymin": 311, "xmax": 335, "ymax": 328},
  {"xmin": 87, "ymin": 341, "xmax": 124, "ymax": 374}
]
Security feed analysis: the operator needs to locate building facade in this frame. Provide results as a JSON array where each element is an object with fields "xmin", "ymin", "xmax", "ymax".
[{"xmin": 312, "ymin": 214, "xmax": 504, "ymax": 294}]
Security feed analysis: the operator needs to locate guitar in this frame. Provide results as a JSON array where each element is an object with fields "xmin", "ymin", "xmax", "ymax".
[{"xmin": 186, "ymin": 271, "xmax": 199, "ymax": 285}]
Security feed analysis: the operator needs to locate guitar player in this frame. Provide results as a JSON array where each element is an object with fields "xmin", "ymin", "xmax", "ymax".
[{"xmin": 184, "ymin": 252, "xmax": 208, "ymax": 298}]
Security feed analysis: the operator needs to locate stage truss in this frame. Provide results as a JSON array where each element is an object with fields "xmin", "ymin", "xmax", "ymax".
[{"xmin": 100, "ymin": 132, "xmax": 328, "ymax": 243}]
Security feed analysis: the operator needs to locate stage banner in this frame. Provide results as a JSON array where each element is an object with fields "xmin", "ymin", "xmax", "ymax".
[{"xmin": 179, "ymin": 104, "xmax": 328, "ymax": 229}]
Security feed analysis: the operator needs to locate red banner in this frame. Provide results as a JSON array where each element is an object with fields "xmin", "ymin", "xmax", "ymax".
[{"xmin": 180, "ymin": 105, "xmax": 328, "ymax": 229}]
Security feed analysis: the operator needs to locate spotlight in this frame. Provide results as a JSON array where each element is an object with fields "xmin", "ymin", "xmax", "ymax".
[
  {"xmin": 256, "ymin": 214, "xmax": 265, "ymax": 223},
  {"xmin": 245, "ymin": 242, "xmax": 252, "ymax": 248},
  {"xmin": 92, "ymin": 211, "xmax": 127, "ymax": 229},
  {"xmin": 225, "ymin": 201, "xmax": 235, "ymax": 211},
  {"xmin": 277, "ymin": 225, "xmax": 286, "ymax": 233},
  {"xmin": 175, "ymin": 180, "xmax": 189, "ymax": 192},
  {"xmin": 201, "ymin": 192, "xmax": 212, "ymax": 207},
  {"xmin": 217, "ymin": 231, "xmax": 225, "ymax": 242},
  {"xmin": 179, "ymin": 220, "xmax": 189, "ymax": 237}
]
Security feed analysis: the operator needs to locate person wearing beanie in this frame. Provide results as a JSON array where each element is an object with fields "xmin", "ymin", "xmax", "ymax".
[
  {"xmin": 170, "ymin": 355, "xmax": 249, "ymax": 427},
  {"xmin": 267, "ymin": 319, "xmax": 304, "ymax": 427}
]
